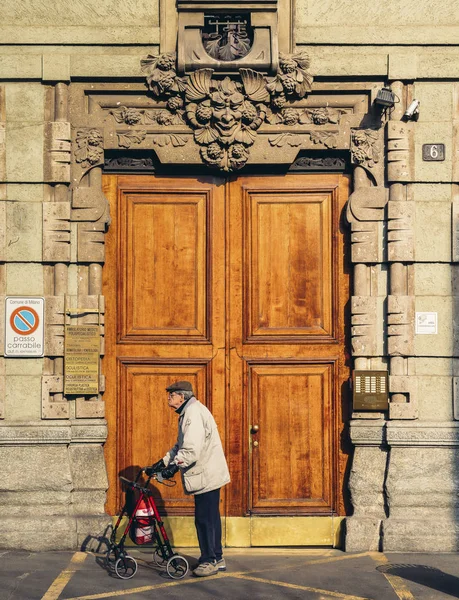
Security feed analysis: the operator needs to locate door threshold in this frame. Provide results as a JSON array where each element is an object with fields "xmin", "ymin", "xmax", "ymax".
[{"xmin": 112, "ymin": 515, "xmax": 344, "ymax": 548}]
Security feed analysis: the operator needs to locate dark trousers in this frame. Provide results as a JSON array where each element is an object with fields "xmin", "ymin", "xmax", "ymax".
[{"xmin": 194, "ymin": 488, "xmax": 222, "ymax": 564}]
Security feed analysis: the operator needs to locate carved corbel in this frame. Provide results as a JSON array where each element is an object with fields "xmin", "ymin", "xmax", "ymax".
[
  {"xmin": 351, "ymin": 296, "xmax": 377, "ymax": 356},
  {"xmin": 387, "ymin": 200, "xmax": 415, "ymax": 261},
  {"xmin": 43, "ymin": 201, "xmax": 71, "ymax": 262},
  {"xmin": 351, "ymin": 128, "xmax": 384, "ymax": 187},
  {"xmin": 387, "ymin": 121, "xmax": 415, "ymax": 182},
  {"xmin": 389, "ymin": 376, "xmax": 418, "ymax": 420},
  {"xmin": 346, "ymin": 187, "xmax": 388, "ymax": 222},
  {"xmin": 71, "ymin": 186, "xmax": 110, "ymax": 263},
  {"xmin": 346, "ymin": 187, "xmax": 386, "ymax": 264},
  {"xmin": 44, "ymin": 121, "xmax": 71, "ymax": 183},
  {"xmin": 387, "ymin": 295, "xmax": 415, "ymax": 356},
  {"xmin": 72, "ymin": 128, "xmax": 104, "ymax": 179},
  {"xmin": 42, "ymin": 375, "xmax": 69, "ymax": 419}
]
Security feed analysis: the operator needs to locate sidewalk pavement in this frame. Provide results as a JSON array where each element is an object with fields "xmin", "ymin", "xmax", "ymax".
[{"xmin": 1, "ymin": 547, "xmax": 459, "ymax": 600}]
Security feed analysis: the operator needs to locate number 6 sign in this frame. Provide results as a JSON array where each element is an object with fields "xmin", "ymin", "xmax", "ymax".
[{"xmin": 422, "ymin": 144, "xmax": 445, "ymax": 161}]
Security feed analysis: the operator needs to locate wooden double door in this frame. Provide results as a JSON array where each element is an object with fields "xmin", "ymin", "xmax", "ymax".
[{"xmin": 103, "ymin": 173, "xmax": 350, "ymax": 523}]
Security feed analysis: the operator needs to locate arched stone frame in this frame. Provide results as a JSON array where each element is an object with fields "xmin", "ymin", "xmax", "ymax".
[{"xmin": 40, "ymin": 63, "xmax": 418, "ymax": 549}]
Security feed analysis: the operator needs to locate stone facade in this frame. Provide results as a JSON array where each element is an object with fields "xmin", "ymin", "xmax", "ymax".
[{"xmin": 1, "ymin": 0, "xmax": 459, "ymax": 551}]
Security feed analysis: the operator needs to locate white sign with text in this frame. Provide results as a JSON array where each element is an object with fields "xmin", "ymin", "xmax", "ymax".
[{"xmin": 5, "ymin": 297, "xmax": 45, "ymax": 357}]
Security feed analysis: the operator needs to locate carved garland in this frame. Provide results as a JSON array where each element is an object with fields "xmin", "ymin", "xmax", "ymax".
[{"xmin": 140, "ymin": 51, "xmax": 313, "ymax": 171}]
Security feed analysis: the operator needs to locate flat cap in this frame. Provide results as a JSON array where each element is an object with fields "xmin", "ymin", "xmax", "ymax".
[{"xmin": 165, "ymin": 380, "xmax": 193, "ymax": 393}]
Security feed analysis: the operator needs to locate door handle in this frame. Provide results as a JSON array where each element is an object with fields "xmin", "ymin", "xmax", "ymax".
[
  {"xmin": 251, "ymin": 424, "xmax": 259, "ymax": 433},
  {"xmin": 253, "ymin": 440, "xmax": 259, "ymax": 447}
]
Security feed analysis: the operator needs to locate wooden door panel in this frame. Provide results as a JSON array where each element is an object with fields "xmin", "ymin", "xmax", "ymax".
[
  {"xmin": 103, "ymin": 175, "xmax": 225, "ymax": 515},
  {"xmin": 118, "ymin": 361, "xmax": 209, "ymax": 513},
  {"xmin": 120, "ymin": 190, "xmax": 209, "ymax": 341},
  {"xmin": 227, "ymin": 174, "xmax": 350, "ymax": 518},
  {"xmin": 104, "ymin": 172, "xmax": 350, "ymax": 521},
  {"xmin": 245, "ymin": 190, "xmax": 332, "ymax": 340},
  {"xmin": 250, "ymin": 363, "xmax": 333, "ymax": 514}
]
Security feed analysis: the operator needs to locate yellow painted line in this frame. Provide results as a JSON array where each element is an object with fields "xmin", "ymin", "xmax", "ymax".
[
  {"xmin": 369, "ymin": 553, "xmax": 416, "ymax": 600},
  {"xmin": 41, "ymin": 552, "xmax": 88, "ymax": 600},
  {"xmin": 63, "ymin": 551, "xmax": 374, "ymax": 600},
  {"xmin": 232, "ymin": 574, "xmax": 370, "ymax": 600},
  {"xmin": 63, "ymin": 572, "xmax": 239, "ymax": 600}
]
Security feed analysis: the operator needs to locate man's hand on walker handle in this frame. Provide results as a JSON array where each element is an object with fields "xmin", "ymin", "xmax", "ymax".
[
  {"xmin": 160, "ymin": 463, "xmax": 179, "ymax": 480},
  {"xmin": 145, "ymin": 458, "xmax": 165, "ymax": 476}
]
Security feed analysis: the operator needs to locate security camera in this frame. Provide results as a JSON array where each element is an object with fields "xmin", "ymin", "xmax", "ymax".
[{"xmin": 404, "ymin": 99, "xmax": 420, "ymax": 120}]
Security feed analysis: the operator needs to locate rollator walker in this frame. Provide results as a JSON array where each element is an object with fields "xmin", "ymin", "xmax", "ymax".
[{"xmin": 106, "ymin": 468, "xmax": 189, "ymax": 580}]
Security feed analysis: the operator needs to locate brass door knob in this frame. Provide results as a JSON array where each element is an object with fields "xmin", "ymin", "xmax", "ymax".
[
  {"xmin": 253, "ymin": 440, "xmax": 259, "ymax": 447},
  {"xmin": 251, "ymin": 424, "xmax": 259, "ymax": 433}
]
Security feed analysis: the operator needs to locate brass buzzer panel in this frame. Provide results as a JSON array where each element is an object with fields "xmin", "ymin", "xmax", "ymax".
[{"xmin": 352, "ymin": 370, "xmax": 389, "ymax": 411}]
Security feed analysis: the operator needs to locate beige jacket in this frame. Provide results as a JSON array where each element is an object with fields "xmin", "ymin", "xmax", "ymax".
[{"xmin": 163, "ymin": 397, "xmax": 230, "ymax": 495}]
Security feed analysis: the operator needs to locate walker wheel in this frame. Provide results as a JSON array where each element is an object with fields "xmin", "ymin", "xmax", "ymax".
[
  {"xmin": 153, "ymin": 547, "xmax": 168, "ymax": 567},
  {"xmin": 115, "ymin": 555, "xmax": 138, "ymax": 579},
  {"xmin": 166, "ymin": 555, "xmax": 189, "ymax": 579}
]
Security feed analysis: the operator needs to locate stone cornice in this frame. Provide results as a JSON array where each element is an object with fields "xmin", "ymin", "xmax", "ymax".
[
  {"xmin": 0, "ymin": 420, "xmax": 107, "ymax": 445},
  {"xmin": 350, "ymin": 419, "xmax": 387, "ymax": 446},
  {"xmin": 387, "ymin": 422, "xmax": 459, "ymax": 447}
]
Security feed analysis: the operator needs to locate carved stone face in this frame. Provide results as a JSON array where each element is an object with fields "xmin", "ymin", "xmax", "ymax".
[{"xmin": 210, "ymin": 79, "xmax": 244, "ymax": 141}]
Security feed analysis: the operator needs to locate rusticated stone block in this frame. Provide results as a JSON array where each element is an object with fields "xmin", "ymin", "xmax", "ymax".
[
  {"xmin": 0, "ymin": 375, "xmax": 4, "ymax": 419},
  {"xmin": 387, "ymin": 201, "xmax": 415, "ymax": 262},
  {"xmin": 43, "ymin": 201, "xmax": 71, "ymax": 262},
  {"xmin": 72, "ymin": 186, "xmax": 110, "ymax": 263},
  {"xmin": 6, "ymin": 376, "xmax": 41, "ymax": 421},
  {"xmin": 351, "ymin": 296, "xmax": 377, "ymax": 356},
  {"xmin": 452, "ymin": 201, "xmax": 459, "ymax": 263},
  {"xmin": 416, "ymin": 201, "xmax": 451, "ymax": 262},
  {"xmin": 383, "ymin": 444, "xmax": 459, "ymax": 550},
  {"xmin": 6, "ymin": 201, "xmax": 42, "ymax": 262},
  {"xmin": 76, "ymin": 396, "xmax": 105, "ymax": 419},
  {"xmin": 44, "ymin": 121, "xmax": 71, "ymax": 183},
  {"xmin": 389, "ymin": 376, "xmax": 418, "ymax": 419},
  {"xmin": 42, "ymin": 54, "xmax": 70, "ymax": 82},
  {"xmin": 387, "ymin": 121, "xmax": 414, "ymax": 182},
  {"xmin": 41, "ymin": 375, "xmax": 69, "ymax": 419},
  {"xmin": 350, "ymin": 221, "xmax": 383, "ymax": 264},
  {"xmin": 345, "ymin": 518, "xmax": 382, "ymax": 552},
  {"xmin": 0, "ymin": 201, "xmax": 5, "ymax": 261},
  {"xmin": 44, "ymin": 295, "xmax": 65, "ymax": 356},
  {"xmin": 384, "ymin": 518, "xmax": 459, "ymax": 552},
  {"xmin": 387, "ymin": 295, "xmax": 415, "ymax": 356},
  {"xmin": 345, "ymin": 444, "xmax": 388, "ymax": 552}
]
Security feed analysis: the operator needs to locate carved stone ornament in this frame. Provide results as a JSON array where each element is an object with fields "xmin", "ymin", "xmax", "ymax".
[
  {"xmin": 351, "ymin": 129, "xmax": 381, "ymax": 169},
  {"xmin": 140, "ymin": 51, "xmax": 313, "ymax": 171},
  {"xmin": 74, "ymin": 129, "xmax": 104, "ymax": 168}
]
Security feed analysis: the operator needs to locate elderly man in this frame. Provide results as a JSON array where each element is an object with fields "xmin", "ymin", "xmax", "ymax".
[{"xmin": 146, "ymin": 380, "xmax": 230, "ymax": 577}]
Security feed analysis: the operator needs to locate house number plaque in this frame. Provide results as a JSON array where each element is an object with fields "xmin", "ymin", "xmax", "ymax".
[{"xmin": 422, "ymin": 144, "xmax": 445, "ymax": 161}]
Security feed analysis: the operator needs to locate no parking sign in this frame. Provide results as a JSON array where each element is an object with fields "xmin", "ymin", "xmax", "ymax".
[{"xmin": 5, "ymin": 297, "xmax": 45, "ymax": 357}]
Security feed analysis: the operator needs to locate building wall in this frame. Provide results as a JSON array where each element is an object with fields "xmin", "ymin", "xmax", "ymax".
[{"xmin": 0, "ymin": 0, "xmax": 459, "ymax": 550}]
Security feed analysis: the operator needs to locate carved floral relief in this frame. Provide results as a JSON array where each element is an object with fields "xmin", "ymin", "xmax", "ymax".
[
  {"xmin": 74, "ymin": 129, "xmax": 104, "ymax": 168},
  {"xmin": 351, "ymin": 129, "xmax": 381, "ymax": 169},
  {"xmin": 140, "ymin": 51, "xmax": 314, "ymax": 171}
]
